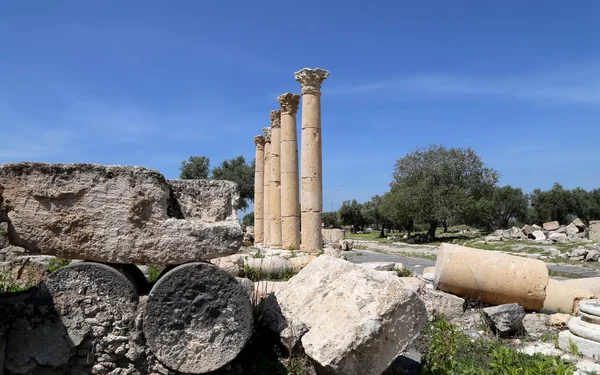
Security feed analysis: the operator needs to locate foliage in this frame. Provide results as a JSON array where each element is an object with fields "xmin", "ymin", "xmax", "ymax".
[
  {"xmin": 529, "ymin": 183, "xmax": 574, "ymax": 225},
  {"xmin": 339, "ymin": 199, "xmax": 366, "ymax": 233},
  {"xmin": 243, "ymin": 265, "xmax": 296, "ymax": 282},
  {"xmin": 243, "ymin": 265, "xmax": 261, "ymax": 282},
  {"xmin": 48, "ymin": 257, "xmax": 71, "ymax": 273},
  {"xmin": 493, "ymin": 185, "xmax": 529, "ymax": 229},
  {"xmin": 179, "ymin": 156, "xmax": 210, "ymax": 179},
  {"xmin": 395, "ymin": 267, "xmax": 413, "ymax": 277},
  {"xmin": 391, "ymin": 145, "xmax": 499, "ymax": 240},
  {"xmin": 321, "ymin": 211, "xmax": 341, "ymax": 228},
  {"xmin": 361, "ymin": 195, "xmax": 391, "ymax": 237},
  {"xmin": 243, "ymin": 212, "xmax": 254, "ymax": 227},
  {"xmin": 380, "ymin": 183, "xmax": 416, "ymax": 235},
  {"xmin": 0, "ymin": 268, "xmax": 36, "ymax": 293},
  {"xmin": 211, "ymin": 156, "xmax": 255, "ymax": 210},
  {"xmin": 148, "ymin": 264, "xmax": 161, "ymax": 282},
  {"xmin": 421, "ymin": 316, "xmax": 576, "ymax": 375}
]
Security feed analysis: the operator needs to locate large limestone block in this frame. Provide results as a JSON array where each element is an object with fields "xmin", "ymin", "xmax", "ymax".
[
  {"xmin": 167, "ymin": 179, "xmax": 239, "ymax": 221},
  {"xmin": 543, "ymin": 278, "xmax": 600, "ymax": 314},
  {"xmin": 590, "ymin": 221, "xmax": 600, "ymax": 242},
  {"xmin": 532, "ymin": 230, "xmax": 547, "ymax": 241},
  {"xmin": 573, "ymin": 218, "xmax": 587, "ymax": 230},
  {"xmin": 264, "ymin": 255, "xmax": 426, "ymax": 375},
  {"xmin": 434, "ymin": 243, "xmax": 549, "ymax": 310},
  {"xmin": 566, "ymin": 223, "xmax": 581, "ymax": 235},
  {"xmin": 543, "ymin": 221, "xmax": 560, "ymax": 231},
  {"xmin": 0, "ymin": 162, "xmax": 243, "ymax": 264}
]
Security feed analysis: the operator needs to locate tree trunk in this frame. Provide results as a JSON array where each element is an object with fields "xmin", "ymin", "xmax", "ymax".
[
  {"xmin": 442, "ymin": 220, "xmax": 448, "ymax": 233},
  {"xmin": 427, "ymin": 220, "xmax": 438, "ymax": 241},
  {"xmin": 379, "ymin": 226, "xmax": 385, "ymax": 238}
]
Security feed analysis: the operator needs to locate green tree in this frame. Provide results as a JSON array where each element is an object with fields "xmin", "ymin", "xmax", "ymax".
[
  {"xmin": 529, "ymin": 183, "xmax": 573, "ymax": 224},
  {"xmin": 361, "ymin": 195, "xmax": 390, "ymax": 238},
  {"xmin": 242, "ymin": 211, "xmax": 254, "ymax": 227},
  {"xmin": 392, "ymin": 145, "xmax": 499, "ymax": 240},
  {"xmin": 570, "ymin": 187, "xmax": 600, "ymax": 226},
  {"xmin": 380, "ymin": 184, "xmax": 416, "ymax": 235},
  {"xmin": 339, "ymin": 199, "xmax": 366, "ymax": 233},
  {"xmin": 211, "ymin": 156, "xmax": 255, "ymax": 211},
  {"xmin": 493, "ymin": 185, "xmax": 529, "ymax": 229},
  {"xmin": 321, "ymin": 211, "xmax": 341, "ymax": 228},
  {"xmin": 179, "ymin": 156, "xmax": 210, "ymax": 179}
]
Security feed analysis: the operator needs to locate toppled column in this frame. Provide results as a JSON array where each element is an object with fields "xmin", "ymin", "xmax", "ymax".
[
  {"xmin": 0, "ymin": 162, "xmax": 243, "ymax": 264},
  {"xmin": 278, "ymin": 93, "xmax": 301, "ymax": 250},
  {"xmin": 262, "ymin": 127, "xmax": 272, "ymax": 246},
  {"xmin": 434, "ymin": 243, "xmax": 549, "ymax": 310},
  {"xmin": 269, "ymin": 110, "xmax": 283, "ymax": 247},
  {"xmin": 253, "ymin": 135, "xmax": 266, "ymax": 244},
  {"xmin": 294, "ymin": 68, "xmax": 329, "ymax": 253},
  {"xmin": 559, "ymin": 299, "xmax": 600, "ymax": 361},
  {"xmin": 543, "ymin": 278, "xmax": 600, "ymax": 314}
]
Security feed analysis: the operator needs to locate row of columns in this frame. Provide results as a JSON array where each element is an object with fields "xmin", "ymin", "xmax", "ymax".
[{"xmin": 253, "ymin": 68, "xmax": 329, "ymax": 253}]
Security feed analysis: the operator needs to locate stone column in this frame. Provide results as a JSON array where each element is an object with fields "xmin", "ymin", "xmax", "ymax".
[
  {"xmin": 294, "ymin": 68, "xmax": 329, "ymax": 253},
  {"xmin": 269, "ymin": 110, "xmax": 282, "ymax": 247},
  {"xmin": 253, "ymin": 135, "xmax": 266, "ymax": 244},
  {"xmin": 262, "ymin": 127, "xmax": 271, "ymax": 246},
  {"xmin": 278, "ymin": 93, "xmax": 301, "ymax": 250}
]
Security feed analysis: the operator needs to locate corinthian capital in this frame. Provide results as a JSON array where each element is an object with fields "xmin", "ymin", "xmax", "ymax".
[
  {"xmin": 254, "ymin": 135, "xmax": 265, "ymax": 146},
  {"xmin": 269, "ymin": 110, "xmax": 281, "ymax": 128},
  {"xmin": 294, "ymin": 68, "xmax": 329, "ymax": 95},
  {"xmin": 277, "ymin": 93, "xmax": 301, "ymax": 115},
  {"xmin": 262, "ymin": 127, "xmax": 271, "ymax": 142}
]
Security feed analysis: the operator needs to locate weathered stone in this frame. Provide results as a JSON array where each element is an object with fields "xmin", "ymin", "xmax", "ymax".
[
  {"xmin": 245, "ymin": 255, "xmax": 292, "ymax": 278},
  {"xmin": 269, "ymin": 110, "xmax": 283, "ymax": 247},
  {"xmin": 340, "ymin": 239, "xmax": 353, "ymax": 251},
  {"xmin": 210, "ymin": 254, "xmax": 245, "ymax": 276},
  {"xmin": 532, "ymin": 230, "xmax": 547, "ymax": 241},
  {"xmin": 434, "ymin": 243, "xmax": 549, "ymax": 310},
  {"xmin": 0, "ymin": 222, "xmax": 8, "ymax": 249},
  {"xmin": 254, "ymin": 135, "xmax": 266, "ymax": 244},
  {"xmin": 322, "ymin": 228, "xmax": 345, "ymax": 245},
  {"xmin": 167, "ymin": 179, "xmax": 238, "ymax": 222},
  {"xmin": 420, "ymin": 289, "xmax": 466, "ymax": 322},
  {"xmin": 522, "ymin": 225, "xmax": 536, "ymax": 236},
  {"xmin": 358, "ymin": 262, "xmax": 396, "ymax": 271},
  {"xmin": 573, "ymin": 218, "xmax": 587, "ymax": 230},
  {"xmin": 580, "ymin": 299, "xmax": 600, "ymax": 317},
  {"xmin": 586, "ymin": 250, "xmax": 599, "ymax": 262},
  {"xmin": 0, "ymin": 162, "xmax": 243, "ymax": 264},
  {"xmin": 543, "ymin": 278, "xmax": 600, "ymax": 314},
  {"xmin": 522, "ymin": 313, "xmax": 550, "ymax": 338},
  {"xmin": 0, "ymin": 245, "xmax": 25, "ymax": 263},
  {"xmin": 543, "ymin": 221, "xmax": 560, "ymax": 231},
  {"xmin": 568, "ymin": 317, "xmax": 600, "ymax": 343},
  {"xmin": 566, "ymin": 223, "xmax": 580, "ymax": 235},
  {"xmin": 289, "ymin": 254, "xmax": 317, "ymax": 273},
  {"xmin": 571, "ymin": 247, "xmax": 589, "ymax": 258},
  {"xmin": 550, "ymin": 313, "xmax": 571, "ymax": 326},
  {"xmin": 422, "ymin": 266, "xmax": 436, "ymax": 281},
  {"xmin": 143, "ymin": 262, "xmax": 253, "ymax": 373},
  {"xmin": 485, "ymin": 235, "xmax": 502, "ymax": 242},
  {"xmin": 548, "ymin": 232, "xmax": 568, "ymax": 242},
  {"xmin": 264, "ymin": 255, "xmax": 426, "ymax": 375},
  {"xmin": 483, "ymin": 303, "xmax": 525, "ymax": 337},
  {"xmin": 559, "ymin": 330, "xmax": 600, "ymax": 361},
  {"xmin": 591, "ymin": 221, "xmax": 600, "ymax": 242},
  {"xmin": 544, "ymin": 247, "xmax": 561, "ymax": 257},
  {"xmin": 508, "ymin": 226, "xmax": 527, "ymax": 239},
  {"xmin": 556, "ymin": 225, "xmax": 567, "ymax": 233}
]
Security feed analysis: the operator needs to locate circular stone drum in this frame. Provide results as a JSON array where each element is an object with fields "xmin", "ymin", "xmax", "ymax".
[{"xmin": 143, "ymin": 262, "xmax": 253, "ymax": 374}]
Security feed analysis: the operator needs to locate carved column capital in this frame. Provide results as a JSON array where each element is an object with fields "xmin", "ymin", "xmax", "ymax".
[
  {"xmin": 277, "ymin": 93, "xmax": 301, "ymax": 115},
  {"xmin": 294, "ymin": 68, "xmax": 329, "ymax": 95},
  {"xmin": 269, "ymin": 110, "xmax": 281, "ymax": 128},
  {"xmin": 254, "ymin": 135, "xmax": 265, "ymax": 147},
  {"xmin": 262, "ymin": 127, "xmax": 271, "ymax": 142}
]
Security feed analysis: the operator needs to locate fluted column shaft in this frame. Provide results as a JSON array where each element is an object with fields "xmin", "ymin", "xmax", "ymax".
[
  {"xmin": 269, "ymin": 110, "xmax": 282, "ymax": 247},
  {"xmin": 262, "ymin": 127, "xmax": 272, "ymax": 246},
  {"xmin": 253, "ymin": 135, "xmax": 265, "ymax": 244},
  {"xmin": 278, "ymin": 93, "xmax": 301, "ymax": 250},
  {"xmin": 295, "ymin": 68, "xmax": 329, "ymax": 253}
]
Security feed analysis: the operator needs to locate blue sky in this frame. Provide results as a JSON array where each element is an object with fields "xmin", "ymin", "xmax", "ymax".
[{"xmin": 1, "ymin": 1, "xmax": 599, "ymax": 213}]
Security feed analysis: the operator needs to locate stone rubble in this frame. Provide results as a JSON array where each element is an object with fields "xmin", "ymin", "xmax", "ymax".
[{"xmin": 559, "ymin": 299, "xmax": 600, "ymax": 362}]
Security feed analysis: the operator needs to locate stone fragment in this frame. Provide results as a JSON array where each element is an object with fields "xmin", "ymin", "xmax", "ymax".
[
  {"xmin": 167, "ymin": 179, "xmax": 239, "ymax": 222},
  {"xmin": 573, "ymin": 218, "xmax": 587, "ymax": 230},
  {"xmin": 422, "ymin": 266, "xmax": 436, "ymax": 281},
  {"xmin": 322, "ymin": 228, "xmax": 345, "ymax": 245},
  {"xmin": 590, "ymin": 221, "xmax": 600, "ymax": 242},
  {"xmin": 0, "ymin": 162, "xmax": 243, "ymax": 264},
  {"xmin": 245, "ymin": 255, "xmax": 292, "ymax": 278},
  {"xmin": 264, "ymin": 255, "xmax": 426, "ymax": 375},
  {"xmin": 434, "ymin": 243, "xmax": 549, "ymax": 310},
  {"xmin": 289, "ymin": 254, "xmax": 317, "ymax": 273},
  {"xmin": 571, "ymin": 247, "xmax": 589, "ymax": 258},
  {"xmin": 550, "ymin": 313, "xmax": 572, "ymax": 326},
  {"xmin": 483, "ymin": 303, "xmax": 525, "ymax": 337},
  {"xmin": 559, "ymin": 330, "xmax": 600, "ymax": 362},
  {"xmin": 568, "ymin": 317, "xmax": 600, "ymax": 343},
  {"xmin": 340, "ymin": 239, "xmax": 353, "ymax": 251},
  {"xmin": 144, "ymin": 263, "xmax": 253, "ymax": 374},
  {"xmin": 544, "ymin": 247, "xmax": 561, "ymax": 257},
  {"xmin": 485, "ymin": 235, "xmax": 502, "ymax": 242},
  {"xmin": 522, "ymin": 313, "xmax": 550, "ymax": 338},
  {"xmin": 0, "ymin": 222, "xmax": 8, "ymax": 249},
  {"xmin": 579, "ymin": 299, "xmax": 600, "ymax": 317},
  {"xmin": 556, "ymin": 225, "xmax": 567, "ymax": 233},
  {"xmin": 358, "ymin": 262, "xmax": 396, "ymax": 271},
  {"xmin": 522, "ymin": 225, "xmax": 536, "ymax": 236},
  {"xmin": 566, "ymin": 223, "xmax": 580, "ymax": 235},
  {"xmin": 532, "ymin": 230, "xmax": 547, "ymax": 241},
  {"xmin": 210, "ymin": 254, "xmax": 245, "ymax": 276},
  {"xmin": 508, "ymin": 226, "xmax": 527, "ymax": 239},
  {"xmin": 586, "ymin": 250, "xmax": 599, "ymax": 262},
  {"xmin": 549, "ymin": 232, "xmax": 568, "ymax": 242},
  {"xmin": 543, "ymin": 221, "xmax": 560, "ymax": 231},
  {"xmin": 420, "ymin": 289, "xmax": 466, "ymax": 322}
]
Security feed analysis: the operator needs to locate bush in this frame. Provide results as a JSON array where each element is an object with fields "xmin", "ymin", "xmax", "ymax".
[
  {"xmin": 421, "ymin": 316, "xmax": 576, "ymax": 375},
  {"xmin": 48, "ymin": 257, "xmax": 71, "ymax": 273}
]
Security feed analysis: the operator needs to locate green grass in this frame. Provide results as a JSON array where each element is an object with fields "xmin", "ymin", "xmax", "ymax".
[
  {"xmin": 396, "ymin": 251, "xmax": 438, "ymax": 261},
  {"xmin": 395, "ymin": 267, "xmax": 413, "ymax": 277},
  {"xmin": 243, "ymin": 265, "xmax": 297, "ymax": 282},
  {"xmin": 148, "ymin": 264, "xmax": 162, "ymax": 282},
  {"xmin": 548, "ymin": 270, "xmax": 585, "ymax": 279},
  {"xmin": 0, "ymin": 269, "xmax": 36, "ymax": 293},
  {"xmin": 48, "ymin": 257, "xmax": 71, "ymax": 273}
]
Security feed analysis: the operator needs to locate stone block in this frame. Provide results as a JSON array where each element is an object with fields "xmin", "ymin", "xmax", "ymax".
[
  {"xmin": 543, "ymin": 221, "xmax": 560, "ymax": 231},
  {"xmin": 559, "ymin": 330, "xmax": 600, "ymax": 362},
  {"xmin": 483, "ymin": 303, "xmax": 525, "ymax": 337},
  {"xmin": 573, "ymin": 218, "xmax": 587, "ymax": 230},
  {"xmin": 532, "ymin": 230, "xmax": 547, "ymax": 241},
  {"xmin": 566, "ymin": 223, "xmax": 580, "ymax": 235},
  {"xmin": 590, "ymin": 221, "xmax": 600, "ymax": 242}
]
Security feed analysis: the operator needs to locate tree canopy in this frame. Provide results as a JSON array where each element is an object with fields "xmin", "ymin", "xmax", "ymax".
[{"xmin": 179, "ymin": 156, "xmax": 210, "ymax": 179}]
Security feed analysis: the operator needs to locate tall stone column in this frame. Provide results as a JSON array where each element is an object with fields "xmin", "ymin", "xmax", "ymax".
[
  {"xmin": 253, "ymin": 135, "xmax": 266, "ymax": 244},
  {"xmin": 278, "ymin": 93, "xmax": 301, "ymax": 250},
  {"xmin": 262, "ymin": 127, "xmax": 271, "ymax": 246},
  {"xmin": 295, "ymin": 68, "xmax": 329, "ymax": 253},
  {"xmin": 269, "ymin": 110, "xmax": 282, "ymax": 247}
]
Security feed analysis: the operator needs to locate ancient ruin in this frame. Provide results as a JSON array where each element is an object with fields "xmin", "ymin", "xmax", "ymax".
[
  {"xmin": 269, "ymin": 110, "xmax": 283, "ymax": 247},
  {"xmin": 278, "ymin": 93, "xmax": 301, "ymax": 250},
  {"xmin": 262, "ymin": 127, "xmax": 272, "ymax": 246},
  {"xmin": 252, "ymin": 135, "xmax": 265, "ymax": 244},
  {"xmin": 560, "ymin": 299, "xmax": 600, "ymax": 361},
  {"xmin": 295, "ymin": 67, "xmax": 329, "ymax": 253}
]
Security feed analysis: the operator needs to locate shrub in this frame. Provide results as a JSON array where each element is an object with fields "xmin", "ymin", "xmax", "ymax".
[
  {"xmin": 395, "ymin": 267, "xmax": 413, "ymax": 277},
  {"xmin": 48, "ymin": 257, "xmax": 71, "ymax": 273}
]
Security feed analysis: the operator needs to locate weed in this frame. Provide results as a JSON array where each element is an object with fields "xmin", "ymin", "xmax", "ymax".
[
  {"xmin": 253, "ymin": 252, "xmax": 266, "ymax": 259},
  {"xmin": 48, "ymin": 257, "xmax": 71, "ymax": 273},
  {"xmin": 568, "ymin": 338, "xmax": 581, "ymax": 356},
  {"xmin": 148, "ymin": 264, "xmax": 161, "ymax": 282},
  {"xmin": 395, "ymin": 267, "xmax": 413, "ymax": 277},
  {"xmin": 355, "ymin": 252, "xmax": 362, "ymax": 256},
  {"xmin": 0, "ymin": 269, "xmax": 35, "ymax": 293},
  {"xmin": 540, "ymin": 331, "xmax": 559, "ymax": 348},
  {"xmin": 548, "ymin": 270, "xmax": 584, "ymax": 279}
]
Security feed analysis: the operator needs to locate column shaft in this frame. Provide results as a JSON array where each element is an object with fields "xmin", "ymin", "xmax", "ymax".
[
  {"xmin": 269, "ymin": 110, "xmax": 282, "ymax": 246},
  {"xmin": 278, "ymin": 93, "xmax": 301, "ymax": 250},
  {"xmin": 253, "ymin": 136, "xmax": 265, "ymax": 244},
  {"xmin": 262, "ymin": 128, "xmax": 272, "ymax": 245}
]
